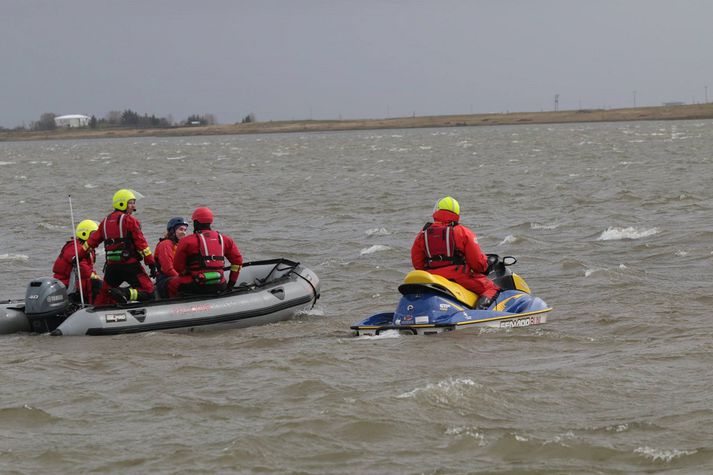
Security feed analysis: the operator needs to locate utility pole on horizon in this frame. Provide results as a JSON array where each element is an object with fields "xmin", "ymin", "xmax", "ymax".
[
  {"xmin": 706, "ymin": 85, "xmax": 709, "ymax": 103},
  {"xmin": 632, "ymin": 91, "xmax": 637, "ymax": 107},
  {"xmin": 554, "ymin": 94, "xmax": 559, "ymax": 112}
]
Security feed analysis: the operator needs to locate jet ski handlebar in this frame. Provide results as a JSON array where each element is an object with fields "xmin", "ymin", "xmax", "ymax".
[{"xmin": 486, "ymin": 254, "xmax": 517, "ymax": 275}]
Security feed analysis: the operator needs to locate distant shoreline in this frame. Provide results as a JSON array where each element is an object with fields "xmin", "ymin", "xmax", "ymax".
[{"xmin": 3, "ymin": 103, "xmax": 713, "ymax": 142}]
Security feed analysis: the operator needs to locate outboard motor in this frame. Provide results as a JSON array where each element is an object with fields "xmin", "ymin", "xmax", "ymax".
[{"xmin": 24, "ymin": 278, "xmax": 71, "ymax": 333}]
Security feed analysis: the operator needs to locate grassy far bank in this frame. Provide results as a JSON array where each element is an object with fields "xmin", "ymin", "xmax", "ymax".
[{"xmin": 3, "ymin": 103, "xmax": 713, "ymax": 142}]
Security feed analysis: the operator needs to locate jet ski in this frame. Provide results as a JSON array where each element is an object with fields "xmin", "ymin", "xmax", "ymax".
[
  {"xmin": 351, "ymin": 255, "xmax": 551, "ymax": 336},
  {"xmin": 0, "ymin": 258, "xmax": 319, "ymax": 336}
]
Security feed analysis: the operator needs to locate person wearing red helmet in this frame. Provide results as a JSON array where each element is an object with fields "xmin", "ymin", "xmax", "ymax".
[
  {"xmin": 83, "ymin": 189, "xmax": 156, "ymax": 305},
  {"xmin": 167, "ymin": 207, "xmax": 243, "ymax": 298},
  {"xmin": 411, "ymin": 196, "xmax": 499, "ymax": 310},
  {"xmin": 153, "ymin": 217, "xmax": 189, "ymax": 298}
]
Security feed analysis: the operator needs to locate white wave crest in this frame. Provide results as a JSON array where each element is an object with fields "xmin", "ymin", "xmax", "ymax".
[
  {"xmin": 360, "ymin": 245, "xmax": 390, "ymax": 255},
  {"xmin": 166, "ymin": 156, "xmax": 186, "ymax": 160},
  {"xmin": 300, "ymin": 307, "xmax": 324, "ymax": 317},
  {"xmin": 353, "ymin": 329, "xmax": 401, "ymax": 341},
  {"xmin": 498, "ymin": 234, "xmax": 518, "ymax": 246},
  {"xmin": 545, "ymin": 431, "xmax": 576, "ymax": 445},
  {"xmin": 38, "ymin": 222, "xmax": 67, "ymax": 231},
  {"xmin": 397, "ymin": 377, "xmax": 477, "ymax": 402},
  {"xmin": 584, "ymin": 268, "xmax": 607, "ymax": 277},
  {"xmin": 530, "ymin": 222, "xmax": 559, "ymax": 230},
  {"xmin": 365, "ymin": 227, "xmax": 391, "ymax": 237},
  {"xmin": 84, "ymin": 183, "xmax": 98, "ymax": 189},
  {"xmin": 597, "ymin": 226, "xmax": 658, "ymax": 241},
  {"xmin": 0, "ymin": 161, "xmax": 16, "ymax": 166},
  {"xmin": 445, "ymin": 426, "xmax": 486, "ymax": 445},
  {"xmin": 0, "ymin": 254, "xmax": 29, "ymax": 262},
  {"xmin": 634, "ymin": 446, "xmax": 697, "ymax": 462}
]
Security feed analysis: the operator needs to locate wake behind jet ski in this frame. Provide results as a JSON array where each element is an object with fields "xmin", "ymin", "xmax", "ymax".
[{"xmin": 351, "ymin": 254, "xmax": 551, "ymax": 336}]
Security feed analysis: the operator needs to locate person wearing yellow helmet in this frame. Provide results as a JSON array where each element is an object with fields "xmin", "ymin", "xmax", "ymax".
[
  {"xmin": 52, "ymin": 219, "xmax": 102, "ymax": 303},
  {"xmin": 112, "ymin": 188, "xmax": 136, "ymax": 212},
  {"xmin": 82, "ymin": 189, "xmax": 156, "ymax": 304},
  {"xmin": 411, "ymin": 196, "xmax": 499, "ymax": 309}
]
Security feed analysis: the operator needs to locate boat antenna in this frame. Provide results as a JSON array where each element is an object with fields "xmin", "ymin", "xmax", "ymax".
[{"xmin": 68, "ymin": 194, "xmax": 86, "ymax": 307}]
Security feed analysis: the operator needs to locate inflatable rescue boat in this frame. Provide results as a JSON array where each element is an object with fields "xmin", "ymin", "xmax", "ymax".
[{"xmin": 0, "ymin": 258, "xmax": 319, "ymax": 336}]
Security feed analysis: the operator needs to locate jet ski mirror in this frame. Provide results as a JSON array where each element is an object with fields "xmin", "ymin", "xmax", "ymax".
[{"xmin": 502, "ymin": 256, "xmax": 517, "ymax": 266}]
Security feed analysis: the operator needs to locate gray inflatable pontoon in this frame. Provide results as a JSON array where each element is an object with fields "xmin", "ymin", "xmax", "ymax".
[{"xmin": 0, "ymin": 259, "xmax": 319, "ymax": 336}]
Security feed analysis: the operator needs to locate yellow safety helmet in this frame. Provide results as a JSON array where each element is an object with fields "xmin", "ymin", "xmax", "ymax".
[
  {"xmin": 434, "ymin": 196, "xmax": 460, "ymax": 216},
  {"xmin": 112, "ymin": 189, "xmax": 136, "ymax": 211},
  {"xmin": 75, "ymin": 219, "xmax": 99, "ymax": 241}
]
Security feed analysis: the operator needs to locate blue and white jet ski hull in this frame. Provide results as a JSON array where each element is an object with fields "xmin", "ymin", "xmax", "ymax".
[
  {"xmin": 352, "ymin": 290, "xmax": 550, "ymax": 336},
  {"xmin": 351, "ymin": 255, "xmax": 551, "ymax": 336}
]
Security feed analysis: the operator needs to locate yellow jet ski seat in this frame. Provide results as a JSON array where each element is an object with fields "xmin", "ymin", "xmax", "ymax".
[{"xmin": 398, "ymin": 270, "xmax": 478, "ymax": 308}]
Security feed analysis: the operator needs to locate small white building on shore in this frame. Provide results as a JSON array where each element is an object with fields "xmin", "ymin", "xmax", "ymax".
[{"xmin": 55, "ymin": 114, "xmax": 90, "ymax": 128}]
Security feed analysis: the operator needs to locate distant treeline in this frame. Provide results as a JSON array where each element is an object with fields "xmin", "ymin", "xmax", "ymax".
[{"xmin": 1, "ymin": 110, "xmax": 257, "ymax": 131}]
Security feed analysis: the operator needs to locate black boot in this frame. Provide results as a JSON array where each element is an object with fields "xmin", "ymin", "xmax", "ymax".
[
  {"xmin": 108, "ymin": 287, "xmax": 129, "ymax": 304},
  {"xmin": 136, "ymin": 290, "xmax": 154, "ymax": 302}
]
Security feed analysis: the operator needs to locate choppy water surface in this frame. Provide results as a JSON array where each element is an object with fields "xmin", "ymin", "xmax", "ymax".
[{"xmin": 1, "ymin": 121, "xmax": 712, "ymax": 474}]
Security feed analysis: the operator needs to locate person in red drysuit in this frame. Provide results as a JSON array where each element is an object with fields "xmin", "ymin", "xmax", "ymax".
[
  {"xmin": 153, "ymin": 217, "xmax": 188, "ymax": 298},
  {"xmin": 52, "ymin": 219, "xmax": 102, "ymax": 303},
  {"xmin": 83, "ymin": 189, "xmax": 156, "ymax": 305},
  {"xmin": 411, "ymin": 196, "xmax": 499, "ymax": 309},
  {"xmin": 168, "ymin": 207, "xmax": 243, "ymax": 298}
]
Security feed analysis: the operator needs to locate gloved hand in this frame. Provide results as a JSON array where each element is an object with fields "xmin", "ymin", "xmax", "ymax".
[
  {"xmin": 149, "ymin": 263, "xmax": 158, "ymax": 279},
  {"xmin": 486, "ymin": 254, "xmax": 499, "ymax": 275},
  {"xmin": 143, "ymin": 253, "xmax": 156, "ymax": 267},
  {"xmin": 476, "ymin": 295, "xmax": 493, "ymax": 310}
]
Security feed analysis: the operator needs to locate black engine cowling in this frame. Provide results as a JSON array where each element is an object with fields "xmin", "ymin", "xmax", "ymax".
[{"xmin": 24, "ymin": 278, "xmax": 72, "ymax": 333}]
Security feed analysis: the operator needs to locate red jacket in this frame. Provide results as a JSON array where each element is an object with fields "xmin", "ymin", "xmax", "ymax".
[
  {"xmin": 154, "ymin": 238, "xmax": 179, "ymax": 277},
  {"xmin": 173, "ymin": 230, "xmax": 243, "ymax": 285},
  {"xmin": 411, "ymin": 217, "xmax": 488, "ymax": 275},
  {"xmin": 86, "ymin": 210, "xmax": 154, "ymax": 266},
  {"xmin": 53, "ymin": 238, "xmax": 97, "ymax": 287}
]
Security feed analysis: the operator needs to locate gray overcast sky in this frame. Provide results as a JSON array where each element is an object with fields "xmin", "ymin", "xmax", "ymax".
[{"xmin": 1, "ymin": 0, "xmax": 712, "ymax": 128}]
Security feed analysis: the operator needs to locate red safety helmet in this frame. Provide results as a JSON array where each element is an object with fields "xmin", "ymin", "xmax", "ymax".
[{"xmin": 191, "ymin": 207, "xmax": 214, "ymax": 224}]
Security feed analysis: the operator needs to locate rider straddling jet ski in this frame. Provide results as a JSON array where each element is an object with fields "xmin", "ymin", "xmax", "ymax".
[{"xmin": 410, "ymin": 196, "xmax": 499, "ymax": 310}]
